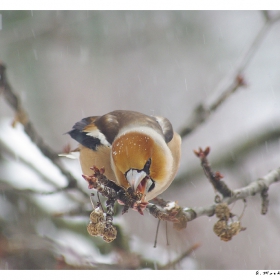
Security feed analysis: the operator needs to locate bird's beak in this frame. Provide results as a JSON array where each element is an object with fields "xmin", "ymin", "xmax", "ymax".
[{"xmin": 125, "ymin": 169, "xmax": 148, "ymax": 195}]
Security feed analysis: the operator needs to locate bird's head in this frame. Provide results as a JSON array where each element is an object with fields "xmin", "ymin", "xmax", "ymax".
[{"xmin": 111, "ymin": 127, "xmax": 173, "ymax": 201}]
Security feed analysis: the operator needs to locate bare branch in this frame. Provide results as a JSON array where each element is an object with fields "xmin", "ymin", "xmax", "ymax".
[
  {"xmin": 224, "ymin": 167, "xmax": 280, "ymax": 206},
  {"xmin": 82, "ymin": 160, "xmax": 280, "ymax": 238},
  {"xmin": 146, "ymin": 167, "xmax": 280, "ymax": 227},
  {"xmin": 174, "ymin": 126, "xmax": 280, "ymax": 186},
  {"xmin": 0, "ymin": 63, "xmax": 86, "ymax": 196},
  {"xmin": 179, "ymin": 12, "xmax": 280, "ymax": 138},
  {"xmin": 193, "ymin": 147, "xmax": 233, "ymax": 198},
  {"xmin": 184, "ymin": 167, "xmax": 280, "ymax": 221},
  {"xmin": 261, "ymin": 187, "xmax": 269, "ymax": 215}
]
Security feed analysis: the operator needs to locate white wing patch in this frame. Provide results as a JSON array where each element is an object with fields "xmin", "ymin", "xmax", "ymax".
[
  {"xmin": 86, "ymin": 130, "xmax": 111, "ymax": 147},
  {"xmin": 58, "ymin": 152, "xmax": 78, "ymax": 159}
]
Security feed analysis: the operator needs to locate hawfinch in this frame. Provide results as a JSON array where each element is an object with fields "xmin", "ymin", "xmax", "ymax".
[{"xmin": 68, "ymin": 110, "xmax": 181, "ymax": 202}]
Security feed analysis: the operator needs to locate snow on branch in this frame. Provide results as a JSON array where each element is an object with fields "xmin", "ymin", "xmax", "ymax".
[{"xmin": 0, "ymin": 62, "xmax": 85, "ymax": 196}]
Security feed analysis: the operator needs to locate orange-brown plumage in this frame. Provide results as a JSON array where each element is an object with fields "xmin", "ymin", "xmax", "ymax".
[
  {"xmin": 111, "ymin": 131, "xmax": 169, "ymax": 190},
  {"xmin": 67, "ymin": 110, "xmax": 181, "ymax": 203}
]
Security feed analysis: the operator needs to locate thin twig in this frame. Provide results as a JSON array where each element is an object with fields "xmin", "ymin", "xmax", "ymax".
[
  {"xmin": 82, "ymin": 161, "xmax": 280, "ymax": 227},
  {"xmin": 174, "ymin": 126, "xmax": 280, "ymax": 186},
  {"xmin": 165, "ymin": 222, "xmax": 169, "ymax": 246},
  {"xmin": 225, "ymin": 168, "xmax": 280, "ymax": 206},
  {"xmin": 186, "ymin": 167, "xmax": 280, "ymax": 221},
  {"xmin": 261, "ymin": 187, "xmax": 269, "ymax": 215},
  {"xmin": 0, "ymin": 63, "xmax": 87, "ymax": 197},
  {"xmin": 179, "ymin": 12, "xmax": 280, "ymax": 138},
  {"xmin": 153, "ymin": 219, "xmax": 161, "ymax": 248},
  {"xmin": 145, "ymin": 167, "xmax": 280, "ymax": 225},
  {"xmin": 194, "ymin": 147, "xmax": 233, "ymax": 198}
]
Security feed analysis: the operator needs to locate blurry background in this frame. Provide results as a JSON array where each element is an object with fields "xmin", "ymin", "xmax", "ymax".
[{"xmin": 0, "ymin": 10, "xmax": 280, "ymax": 269}]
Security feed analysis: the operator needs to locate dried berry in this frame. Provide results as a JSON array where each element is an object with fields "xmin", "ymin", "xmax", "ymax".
[
  {"xmin": 215, "ymin": 203, "xmax": 230, "ymax": 220},
  {"xmin": 89, "ymin": 208, "xmax": 104, "ymax": 224},
  {"xmin": 87, "ymin": 222, "xmax": 99, "ymax": 236},
  {"xmin": 213, "ymin": 219, "xmax": 227, "ymax": 237},
  {"xmin": 102, "ymin": 224, "xmax": 117, "ymax": 243},
  {"xmin": 96, "ymin": 221, "xmax": 106, "ymax": 235},
  {"xmin": 229, "ymin": 221, "xmax": 246, "ymax": 236},
  {"xmin": 220, "ymin": 230, "xmax": 232, "ymax": 242}
]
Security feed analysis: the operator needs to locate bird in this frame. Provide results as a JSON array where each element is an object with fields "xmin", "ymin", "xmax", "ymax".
[{"xmin": 67, "ymin": 110, "xmax": 181, "ymax": 205}]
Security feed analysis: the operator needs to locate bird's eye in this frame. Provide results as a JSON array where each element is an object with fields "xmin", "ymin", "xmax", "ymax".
[{"xmin": 143, "ymin": 158, "xmax": 151, "ymax": 174}]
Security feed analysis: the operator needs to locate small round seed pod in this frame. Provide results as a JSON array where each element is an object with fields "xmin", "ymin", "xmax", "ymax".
[
  {"xmin": 229, "ymin": 221, "xmax": 242, "ymax": 236},
  {"xmin": 96, "ymin": 221, "xmax": 106, "ymax": 236},
  {"xmin": 215, "ymin": 203, "xmax": 230, "ymax": 221},
  {"xmin": 90, "ymin": 208, "xmax": 104, "ymax": 224},
  {"xmin": 213, "ymin": 219, "xmax": 227, "ymax": 237},
  {"xmin": 220, "ymin": 230, "xmax": 233, "ymax": 242},
  {"xmin": 102, "ymin": 236, "xmax": 115, "ymax": 243},
  {"xmin": 87, "ymin": 222, "xmax": 99, "ymax": 236},
  {"xmin": 102, "ymin": 224, "xmax": 117, "ymax": 243}
]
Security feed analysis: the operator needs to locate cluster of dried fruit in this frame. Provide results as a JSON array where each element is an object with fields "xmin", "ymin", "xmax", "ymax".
[
  {"xmin": 213, "ymin": 203, "xmax": 246, "ymax": 241},
  {"xmin": 87, "ymin": 207, "xmax": 117, "ymax": 243}
]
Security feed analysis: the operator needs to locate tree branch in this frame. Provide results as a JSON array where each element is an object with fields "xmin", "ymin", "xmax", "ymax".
[
  {"xmin": 181, "ymin": 167, "xmax": 280, "ymax": 222},
  {"xmin": 179, "ymin": 11, "xmax": 280, "ymax": 138},
  {"xmin": 224, "ymin": 167, "xmax": 280, "ymax": 206},
  {"xmin": 193, "ymin": 147, "xmax": 233, "ymax": 198},
  {"xmin": 174, "ymin": 126, "xmax": 280, "ymax": 186},
  {"xmin": 1, "ymin": 11, "xmax": 280, "ymax": 251},
  {"xmin": 81, "ymin": 159, "xmax": 280, "ymax": 237},
  {"xmin": 0, "ymin": 62, "xmax": 86, "ymax": 196}
]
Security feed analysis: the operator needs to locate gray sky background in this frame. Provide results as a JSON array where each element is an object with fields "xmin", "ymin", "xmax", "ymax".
[{"xmin": 1, "ymin": 10, "xmax": 280, "ymax": 269}]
